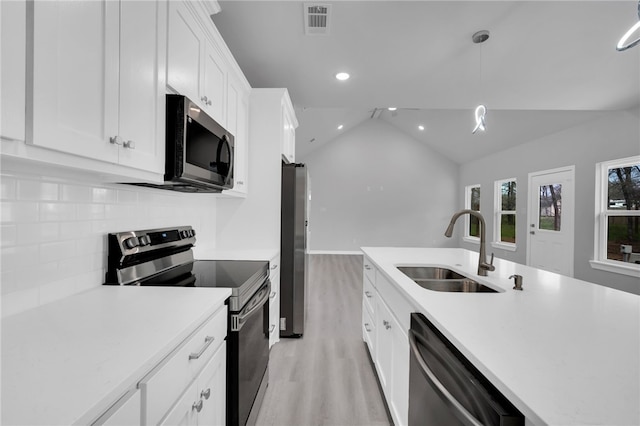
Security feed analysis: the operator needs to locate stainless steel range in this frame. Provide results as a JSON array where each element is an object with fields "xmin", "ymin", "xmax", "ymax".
[{"xmin": 105, "ymin": 226, "xmax": 270, "ymax": 426}]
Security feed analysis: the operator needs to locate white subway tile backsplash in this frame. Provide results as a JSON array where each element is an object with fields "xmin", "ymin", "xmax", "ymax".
[
  {"xmin": 61, "ymin": 183, "xmax": 93, "ymax": 202},
  {"xmin": 1, "ymin": 176, "xmax": 17, "ymax": 200},
  {"xmin": 40, "ymin": 240, "xmax": 76, "ymax": 263},
  {"xmin": 1, "ymin": 224, "xmax": 17, "ymax": 246},
  {"xmin": 17, "ymin": 180, "xmax": 59, "ymax": 201},
  {"xmin": 40, "ymin": 202, "xmax": 77, "ymax": 222},
  {"xmin": 1, "ymin": 171, "xmax": 217, "ymax": 316}
]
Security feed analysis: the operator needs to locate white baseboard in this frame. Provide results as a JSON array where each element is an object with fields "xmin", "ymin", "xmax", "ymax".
[{"xmin": 308, "ymin": 250, "xmax": 363, "ymax": 255}]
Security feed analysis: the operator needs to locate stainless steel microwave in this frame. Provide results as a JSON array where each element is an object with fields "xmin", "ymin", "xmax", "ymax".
[{"xmin": 134, "ymin": 95, "xmax": 234, "ymax": 193}]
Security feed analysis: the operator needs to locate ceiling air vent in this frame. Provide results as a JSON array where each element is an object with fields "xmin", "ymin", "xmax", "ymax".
[{"xmin": 304, "ymin": 4, "xmax": 331, "ymax": 35}]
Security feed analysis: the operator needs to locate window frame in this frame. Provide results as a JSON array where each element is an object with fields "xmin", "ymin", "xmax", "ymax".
[
  {"xmin": 463, "ymin": 184, "xmax": 481, "ymax": 244},
  {"xmin": 492, "ymin": 178, "xmax": 517, "ymax": 252},
  {"xmin": 590, "ymin": 155, "xmax": 640, "ymax": 277}
]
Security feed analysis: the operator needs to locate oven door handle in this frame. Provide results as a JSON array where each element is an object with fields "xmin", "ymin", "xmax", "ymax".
[
  {"xmin": 232, "ymin": 282, "xmax": 270, "ymax": 331},
  {"xmin": 408, "ymin": 329, "xmax": 483, "ymax": 426}
]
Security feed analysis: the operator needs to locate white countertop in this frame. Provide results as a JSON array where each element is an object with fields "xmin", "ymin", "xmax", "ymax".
[
  {"xmin": 1, "ymin": 286, "xmax": 231, "ymax": 426},
  {"xmin": 361, "ymin": 247, "xmax": 640, "ymax": 426}
]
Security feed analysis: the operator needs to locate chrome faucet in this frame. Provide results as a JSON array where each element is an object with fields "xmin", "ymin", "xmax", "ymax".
[{"xmin": 444, "ymin": 209, "xmax": 495, "ymax": 276}]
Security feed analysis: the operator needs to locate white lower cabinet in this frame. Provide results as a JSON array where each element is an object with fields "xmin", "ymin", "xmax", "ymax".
[
  {"xmin": 160, "ymin": 342, "xmax": 226, "ymax": 426},
  {"xmin": 140, "ymin": 306, "xmax": 227, "ymax": 426},
  {"xmin": 362, "ymin": 257, "xmax": 411, "ymax": 426}
]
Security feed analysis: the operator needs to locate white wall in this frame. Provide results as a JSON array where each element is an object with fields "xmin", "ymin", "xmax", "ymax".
[
  {"xmin": 300, "ymin": 119, "xmax": 459, "ymax": 252},
  {"xmin": 0, "ymin": 167, "xmax": 218, "ymax": 316},
  {"xmin": 459, "ymin": 109, "xmax": 640, "ymax": 294}
]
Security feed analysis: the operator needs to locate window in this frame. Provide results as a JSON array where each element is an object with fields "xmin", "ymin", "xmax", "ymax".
[
  {"xmin": 464, "ymin": 184, "xmax": 481, "ymax": 242},
  {"xmin": 590, "ymin": 156, "xmax": 640, "ymax": 277},
  {"xmin": 493, "ymin": 179, "xmax": 516, "ymax": 250}
]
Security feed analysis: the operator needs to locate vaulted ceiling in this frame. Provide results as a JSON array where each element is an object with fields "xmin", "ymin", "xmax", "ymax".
[{"xmin": 213, "ymin": 1, "xmax": 640, "ymax": 163}]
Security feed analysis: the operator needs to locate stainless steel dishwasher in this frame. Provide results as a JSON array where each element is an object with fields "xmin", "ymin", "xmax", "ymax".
[{"xmin": 408, "ymin": 313, "xmax": 524, "ymax": 426}]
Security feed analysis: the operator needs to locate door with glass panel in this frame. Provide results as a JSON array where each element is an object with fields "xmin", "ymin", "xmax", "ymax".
[{"xmin": 527, "ymin": 167, "xmax": 575, "ymax": 276}]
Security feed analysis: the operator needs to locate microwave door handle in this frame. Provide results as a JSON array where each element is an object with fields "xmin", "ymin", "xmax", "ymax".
[
  {"xmin": 222, "ymin": 135, "xmax": 233, "ymax": 184},
  {"xmin": 408, "ymin": 329, "xmax": 483, "ymax": 426}
]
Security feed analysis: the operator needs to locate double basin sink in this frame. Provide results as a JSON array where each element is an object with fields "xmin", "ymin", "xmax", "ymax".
[{"xmin": 397, "ymin": 266, "xmax": 498, "ymax": 293}]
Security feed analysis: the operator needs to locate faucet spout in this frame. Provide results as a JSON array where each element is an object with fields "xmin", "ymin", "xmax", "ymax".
[{"xmin": 444, "ymin": 209, "xmax": 495, "ymax": 276}]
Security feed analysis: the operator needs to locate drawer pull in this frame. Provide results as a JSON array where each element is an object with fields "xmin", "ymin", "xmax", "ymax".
[
  {"xmin": 270, "ymin": 324, "xmax": 276, "ymax": 333},
  {"xmin": 364, "ymin": 291, "xmax": 373, "ymax": 298},
  {"xmin": 383, "ymin": 320, "xmax": 391, "ymax": 330},
  {"xmin": 271, "ymin": 264, "xmax": 278, "ymax": 270},
  {"xmin": 270, "ymin": 291, "xmax": 277, "ymax": 299},
  {"xmin": 192, "ymin": 399, "xmax": 203, "ymax": 413},
  {"xmin": 201, "ymin": 388, "xmax": 211, "ymax": 400},
  {"xmin": 364, "ymin": 264, "xmax": 371, "ymax": 270},
  {"xmin": 364, "ymin": 323, "xmax": 372, "ymax": 332},
  {"xmin": 188, "ymin": 336, "xmax": 215, "ymax": 360}
]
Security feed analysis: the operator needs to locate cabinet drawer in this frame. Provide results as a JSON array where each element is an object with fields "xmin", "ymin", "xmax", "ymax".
[
  {"xmin": 363, "ymin": 275, "xmax": 375, "ymax": 316},
  {"xmin": 362, "ymin": 299, "xmax": 376, "ymax": 354},
  {"xmin": 376, "ymin": 273, "xmax": 415, "ymax": 336},
  {"xmin": 140, "ymin": 305, "xmax": 227, "ymax": 426},
  {"xmin": 363, "ymin": 258, "xmax": 376, "ymax": 286}
]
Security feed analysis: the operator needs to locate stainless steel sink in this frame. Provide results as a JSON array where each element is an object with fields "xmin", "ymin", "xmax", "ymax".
[{"xmin": 397, "ymin": 266, "xmax": 498, "ymax": 293}]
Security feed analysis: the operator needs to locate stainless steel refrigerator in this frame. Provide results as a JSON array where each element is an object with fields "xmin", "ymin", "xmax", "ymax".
[{"xmin": 280, "ymin": 163, "xmax": 308, "ymax": 337}]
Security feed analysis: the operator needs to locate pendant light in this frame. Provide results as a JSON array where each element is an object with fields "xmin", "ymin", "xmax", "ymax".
[
  {"xmin": 472, "ymin": 30, "xmax": 489, "ymax": 134},
  {"xmin": 617, "ymin": 0, "xmax": 640, "ymax": 51}
]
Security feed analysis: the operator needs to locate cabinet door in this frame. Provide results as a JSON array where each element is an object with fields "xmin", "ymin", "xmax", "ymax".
[
  {"xmin": 158, "ymin": 381, "xmax": 198, "ymax": 426},
  {"xmin": 202, "ymin": 41, "xmax": 226, "ymax": 125},
  {"xmin": 1, "ymin": 0, "xmax": 26, "ymax": 142},
  {"xmin": 196, "ymin": 342, "xmax": 226, "ymax": 426},
  {"xmin": 167, "ymin": 1, "xmax": 202, "ymax": 103},
  {"xmin": 390, "ymin": 313, "xmax": 409, "ymax": 426},
  {"xmin": 29, "ymin": 0, "xmax": 119, "ymax": 162},
  {"xmin": 117, "ymin": 0, "xmax": 165, "ymax": 174},
  {"xmin": 375, "ymin": 297, "xmax": 393, "ymax": 393}
]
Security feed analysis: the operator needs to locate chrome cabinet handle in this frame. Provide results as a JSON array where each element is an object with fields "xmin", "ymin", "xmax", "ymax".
[
  {"xmin": 270, "ymin": 324, "xmax": 276, "ymax": 333},
  {"xmin": 364, "ymin": 264, "xmax": 371, "ymax": 270},
  {"xmin": 237, "ymin": 180, "xmax": 244, "ymax": 185},
  {"xmin": 123, "ymin": 140, "xmax": 135, "ymax": 149},
  {"xmin": 192, "ymin": 399, "xmax": 203, "ymax": 413},
  {"xmin": 201, "ymin": 95, "xmax": 208, "ymax": 104},
  {"xmin": 364, "ymin": 291, "xmax": 373, "ymax": 298},
  {"xmin": 270, "ymin": 264, "xmax": 278, "ymax": 270},
  {"xmin": 188, "ymin": 336, "xmax": 215, "ymax": 360},
  {"xmin": 207, "ymin": 99, "xmax": 212, "ymax": 106},
  {"xmin": 201, "ymin": 388, "xmax": 211, "ymax": 400},
  {"xmin": 109, "ymin": 136, "xmax": 122, "ymax": 145},
  {"xmin": 269, "ymin": 291, "xmax": 276, "ymax": 299},
  {"xmin": 383, "ymin": 320, "xmax": 391, "ymax": 330},
  {"xmin": 364, "ymin": 323, "xmax": 372, "ymax": 332}
]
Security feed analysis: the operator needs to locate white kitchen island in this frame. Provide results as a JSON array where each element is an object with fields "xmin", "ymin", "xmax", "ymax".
[
  {"xmin": 1, "ymin": 286, "xmax": 231, "ymax": 425},
  {"xmin": 361, "ymin": 247, "xmax": 640, "ymax": 426}
]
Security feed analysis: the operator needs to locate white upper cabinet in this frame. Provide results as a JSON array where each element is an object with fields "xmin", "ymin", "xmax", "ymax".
[
  {"xmin": 167, "ymin": 1, "xmax": 251, "ymax": 197},
  {"xmin": 26, "ymin": 0, "xmax": 166, "ymax": 177},
  {"xmin": 0, "ymin": 0, "xmax": 26, "ymax": 142},
  {"xmin": 167, "ymin": 1, "xmax": 227, "ymax": 126},
  {"xmin": 282, "ymin": 94, "xmax": 298, "ymax": 164}
]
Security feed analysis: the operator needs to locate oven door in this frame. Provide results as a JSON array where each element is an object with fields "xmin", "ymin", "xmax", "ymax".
[{"xmin": 227, "ymin": 280, "xmax": 270, "ymax": 426}]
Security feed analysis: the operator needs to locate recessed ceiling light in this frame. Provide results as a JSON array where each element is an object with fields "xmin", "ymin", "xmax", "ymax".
[
  {"xmin": 418, "ymin": 125, "xmax": 425, "ymax": 131},
  {"xmin": 388, "ymin": 107, "xmax": 397, "ymax": 111},
  {"xmin": 335, "ymin": 72, "xmax": 350, "ymax": 81},
  {"xmin": 337, "ymin": 124, "xmax": 344, "ymax": 130}
]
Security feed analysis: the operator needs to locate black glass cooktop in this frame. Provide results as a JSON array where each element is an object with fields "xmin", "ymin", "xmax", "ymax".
[{"xmin": 140, "ymin": 260, "xmax": 269, "ymax": 290}]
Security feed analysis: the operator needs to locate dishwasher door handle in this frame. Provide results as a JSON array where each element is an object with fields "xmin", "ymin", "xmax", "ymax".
[{"xmin": 408, "ymin": 329, "xmax": 483, "ymax": 426}]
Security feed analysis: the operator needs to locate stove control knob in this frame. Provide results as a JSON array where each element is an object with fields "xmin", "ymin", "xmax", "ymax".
[
  {"xmin": 138, "ymin": 236, "xmax": 151, "ymax": 246},
  {"xmin": 191, "ymin": 229, "xmax": 196, "ymax": 237},
  {"xmin": 124, "ymin": 237, "xmax": 139, "ymax": 249},
  {"xmin": 180, "ymin": 230, "xmax": 189, "ymax": 239}
]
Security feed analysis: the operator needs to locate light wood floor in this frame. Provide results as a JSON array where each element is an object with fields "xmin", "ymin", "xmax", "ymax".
[{"xmin": 255, "ymin": 254, "xmax": 391, "ymax": 426}]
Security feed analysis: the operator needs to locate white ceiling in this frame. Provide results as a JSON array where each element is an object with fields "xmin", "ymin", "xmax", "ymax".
[{"xmin": 212, "ymin": 1, "xmax": 640, "ymax": 163}]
